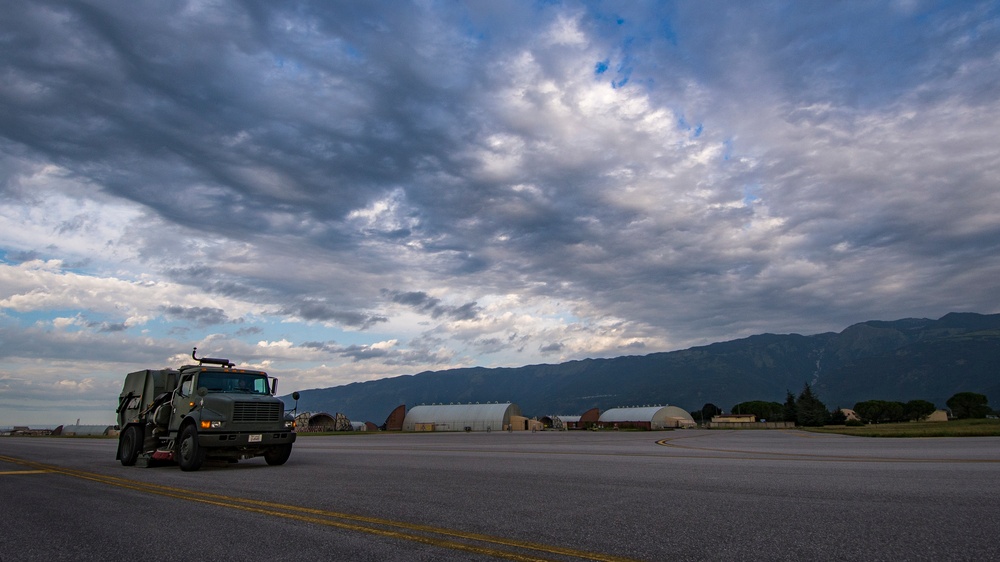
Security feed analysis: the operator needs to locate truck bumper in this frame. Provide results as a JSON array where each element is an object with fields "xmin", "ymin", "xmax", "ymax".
[{"xmin": 198, "ymin": 430, "xmax": 296, "ymax": 448}]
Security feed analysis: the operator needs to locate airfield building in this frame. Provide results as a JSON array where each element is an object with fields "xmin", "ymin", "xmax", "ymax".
[
  {"xmin": 402, "ymin": 403, "xmax": 523, "ymax": 432},
  {"xmin": 541, "ymin": 407, "xmax": 600, "ymax": 430},
  {"xmin": 598, "ymin": 406, "xmax": 696, "ymax": 430},
  {"xmin": 541, "ymin": 415, "xmax": 578, "ymax": 430},
  {"xmin": 53, "ymin": 424, "xmax": 115, "ymax": 436}
]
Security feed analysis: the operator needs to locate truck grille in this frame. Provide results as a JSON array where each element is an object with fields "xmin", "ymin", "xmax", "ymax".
[{"xmin": 233, "ymin": 402, "xmax": 282, "ymax": 423}]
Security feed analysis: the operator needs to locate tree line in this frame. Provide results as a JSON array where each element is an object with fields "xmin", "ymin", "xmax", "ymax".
[{"xmin": 690, "ymin": 387, "xmax": 995, "ymax": 427}]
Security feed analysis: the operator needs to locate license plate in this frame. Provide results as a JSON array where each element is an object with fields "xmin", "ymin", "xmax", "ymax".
[{"xmin": 248, "ymin": 434, "xmax": 262, "ymax": 443}]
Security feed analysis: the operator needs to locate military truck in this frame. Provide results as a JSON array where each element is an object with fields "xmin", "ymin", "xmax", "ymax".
[{"xmin": 115, "ymin": 348, "xmax": 296, "ymax": 471}]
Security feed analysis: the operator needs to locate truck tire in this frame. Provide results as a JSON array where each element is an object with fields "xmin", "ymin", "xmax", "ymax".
[
  {"xmin": 119, "ymin": 426, "xmax": 141, "ymax": 466},
  {"xmin": 263, "ymin": 444, "xmax": 292, "ymax": 466},
  {"xmin": 177, "ymin": 424, "xmax": 205, "ymax": 472}
]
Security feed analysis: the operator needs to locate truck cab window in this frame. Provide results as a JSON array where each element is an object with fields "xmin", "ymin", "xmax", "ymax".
[{"xmin": 179, "ymin": 376, "xmax": 193, "ymax": 396}]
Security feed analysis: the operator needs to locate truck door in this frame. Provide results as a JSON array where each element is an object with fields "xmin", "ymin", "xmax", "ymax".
[{"xmin": 169, "ymin": 373, "xmax": 196, "ymax": 432}]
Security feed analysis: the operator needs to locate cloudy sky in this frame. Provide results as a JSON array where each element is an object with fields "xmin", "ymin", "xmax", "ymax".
[{"xmin": 2, "ymin": 1, "xmax": 998, "ymax": 426}]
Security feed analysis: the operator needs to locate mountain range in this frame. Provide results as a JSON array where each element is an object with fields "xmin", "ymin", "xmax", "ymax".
[{"xmin": 283, "ymin": 312, "xmax": 1000, "ymax": 424}]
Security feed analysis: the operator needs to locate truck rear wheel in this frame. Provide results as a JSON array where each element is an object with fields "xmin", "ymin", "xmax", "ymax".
[
  {"xmin": 118, "ymin": 426, "xmax": 141, "ymax": 466},
  {"xmin": 264, "ymin": 444, "xmax": 292, "ymax": 466},
  {"xmin": 177, "ymin": 424, "xmax": 205, "ymax": 471}
]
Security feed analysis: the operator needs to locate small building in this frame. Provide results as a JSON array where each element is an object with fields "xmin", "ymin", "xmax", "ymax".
[
  {"xmin": 541, "ymin": 415, "xmax": 577, "ymax": 430},
  {"xmin": 541, "ymin": 407, "xmax": 600, "ymax": 430},
  {"xmin": 402, "ymin": 403, "xmax": 523, "ymax": 432},
  {"xmin": 598, "ymin": 406, "xmax": 696, "ymax": 430},
  {"xmin": 509, "ymin": 415, "xmax": 544, "ymax": 431},
  {"xmin": 713, "ymin": 413, "xmax": 757, "ymax": 423},
  {"xmin": 8, "ymin": 426, "xmax": 55, "ymax": 437}
]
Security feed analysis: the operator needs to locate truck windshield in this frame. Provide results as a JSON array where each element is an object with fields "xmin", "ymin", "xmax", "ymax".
[{"xmin": 197, "ymin": 372, "xmax": 269, "ymax": 395}]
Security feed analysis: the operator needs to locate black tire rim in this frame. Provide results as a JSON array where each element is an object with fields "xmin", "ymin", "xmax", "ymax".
[{"xmin": 180, "ymin": 434, "xmax": 194, "ymax": 461}]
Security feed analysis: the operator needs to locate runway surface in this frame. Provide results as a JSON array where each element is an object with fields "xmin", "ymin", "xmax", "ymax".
[{"xmin": 2, "ymin": 429, "xmax": 999, "ymax": 561}]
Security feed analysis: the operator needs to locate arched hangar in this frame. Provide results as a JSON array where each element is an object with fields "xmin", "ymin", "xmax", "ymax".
[
  {"xmin": 308, "ymin": 412, "xmax": 337, "ymax": 429},
  {"xmin": 541, "ymin": 407, "xmax": 600, "ymax": 430},
  {"xmin": 599, "ymin": 406, "xmax": 696, "ymax": 429},
  {"xmin": 403, "ymin": 403, "xmax": 523, "ymax": 432}
]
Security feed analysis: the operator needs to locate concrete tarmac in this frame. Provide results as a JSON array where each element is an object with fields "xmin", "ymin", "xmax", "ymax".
[{"xmin": 2, "ymin": 429, "xmax": 998, "ymax": 561}]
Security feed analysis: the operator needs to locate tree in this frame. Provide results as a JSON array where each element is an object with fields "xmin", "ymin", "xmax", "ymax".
[
  {"xmin": 853, "ymin": 400, "xmax": 905, "ymax": 424},
  {"xmin": 828, "ymin": 408, "xmax": 847, "ymax": 425},
  {"xmin": 796, "ymin": 384, "xmax": 829, "ymax": 427},
  {"xmin": 853, "ymin": 401, "xmax": 878, "ymax": 423},
  {"xmin": 903, "ymin": 399, "xmax": 937, "ymax": 421},
  {"xmin": 701, "ymin": 403, "xmax": 722, "ymax": 421},
  {"xmin": 947, "ymin": 392, "xmax": 992, "ymax": 419},
  {"xmin": 783, "ymin": 391, "xmax": 797, "ymax": 423},
  {"xmin": 731, "ymin": 400, "xmax": 784, "ymax": 421}
]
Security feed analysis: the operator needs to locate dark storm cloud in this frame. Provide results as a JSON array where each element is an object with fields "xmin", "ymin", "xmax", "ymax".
[
  {"xmin": 160, "ymin": 306, "xmax": 231, "ymax": 327},
  {"xmin": 281, "ymin": 301, "xmax": 387, "ymax": 330},
  {"xmin": 299, "ymin": 339, "xmax": 452, "ymax": 366},
  {"xmin": 56, "ymin": 214, "xmax": 89, "ymax": 235},
  {"xmin": 98, "ymin": 322, "xmax": 127, "ymax": 333},
  {"xmin": 2, "ymin": 1, "xmax": 408, "ymax": 232},
  {"xmin": 5, "ymin": 250, "xmax": 41, "ymax": 263},
  {"xmin": 0, "ymin": 325, "xmax": 180, "ymax": 365},
  {"xmin": 2, "ymin": 0, "xmax": 999, "ymax": 365},
  {"xmin": 539, "ymin": 342, "xmax": 564, "ymax": 354},
  {"xmin": 382, "ymin": 290, "xmax": 481, "ymax": 321}
]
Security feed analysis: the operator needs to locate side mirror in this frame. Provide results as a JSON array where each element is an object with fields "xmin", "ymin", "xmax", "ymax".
[
  {"xmin": 197, "ymin": 387, "xmax": 208, "ymax": 397},
  {"xmin": 270, "ymin": 378, "xmax": 278, "ymax": 395},
  {"xmin": 292, "ymin": 391, "xmax": 300, "ymax": 400}
]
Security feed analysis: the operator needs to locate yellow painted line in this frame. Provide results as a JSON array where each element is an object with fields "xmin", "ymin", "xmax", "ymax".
[
  {"xmin": 0, "ymin": 470, "xmax": 51, "ymax": 475},
  {"xmin": 0, "ymin": 454, "xmax": 637, "ymax": 562}
]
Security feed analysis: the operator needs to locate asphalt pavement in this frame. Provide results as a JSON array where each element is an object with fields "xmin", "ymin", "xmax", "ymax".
[{"xmin": 2, "ymin": 429, "xmax": 998, "ymax": 561}]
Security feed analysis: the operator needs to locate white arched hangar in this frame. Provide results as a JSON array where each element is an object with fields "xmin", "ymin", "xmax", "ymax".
[
  {"xmin": 598, "ymin": 406, "xmax": 696, "ymax": 429},
  {"xmin": 402, "ymin": 403, "xmax": 523, "ymax": 432}
]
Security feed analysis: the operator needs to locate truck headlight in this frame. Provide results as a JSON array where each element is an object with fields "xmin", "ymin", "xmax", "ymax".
[
  {"xmin": 200, "ymin": 420, "xmax": 222, "ymax": 429},
  {"xmin": 284, "ymin": 420, "xmax": 295, "ymax": 429}
]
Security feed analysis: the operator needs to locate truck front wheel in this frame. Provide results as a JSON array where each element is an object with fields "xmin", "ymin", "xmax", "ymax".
[
  {"xmin": 177, "ymin": 424, "xmax": 205, "ymax": 471},
  {"xmin": 264, "ymin": 444, "xmax": 292, "ymax": 466},
  {"xmin": 119, "ymin": 426, "xmax": 141, "ymax": 466}
]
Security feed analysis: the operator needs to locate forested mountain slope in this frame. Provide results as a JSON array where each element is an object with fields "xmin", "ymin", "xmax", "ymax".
[{"xmin": 285, "ymin": 312, "xmax": 1000, "ymax": 423}]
